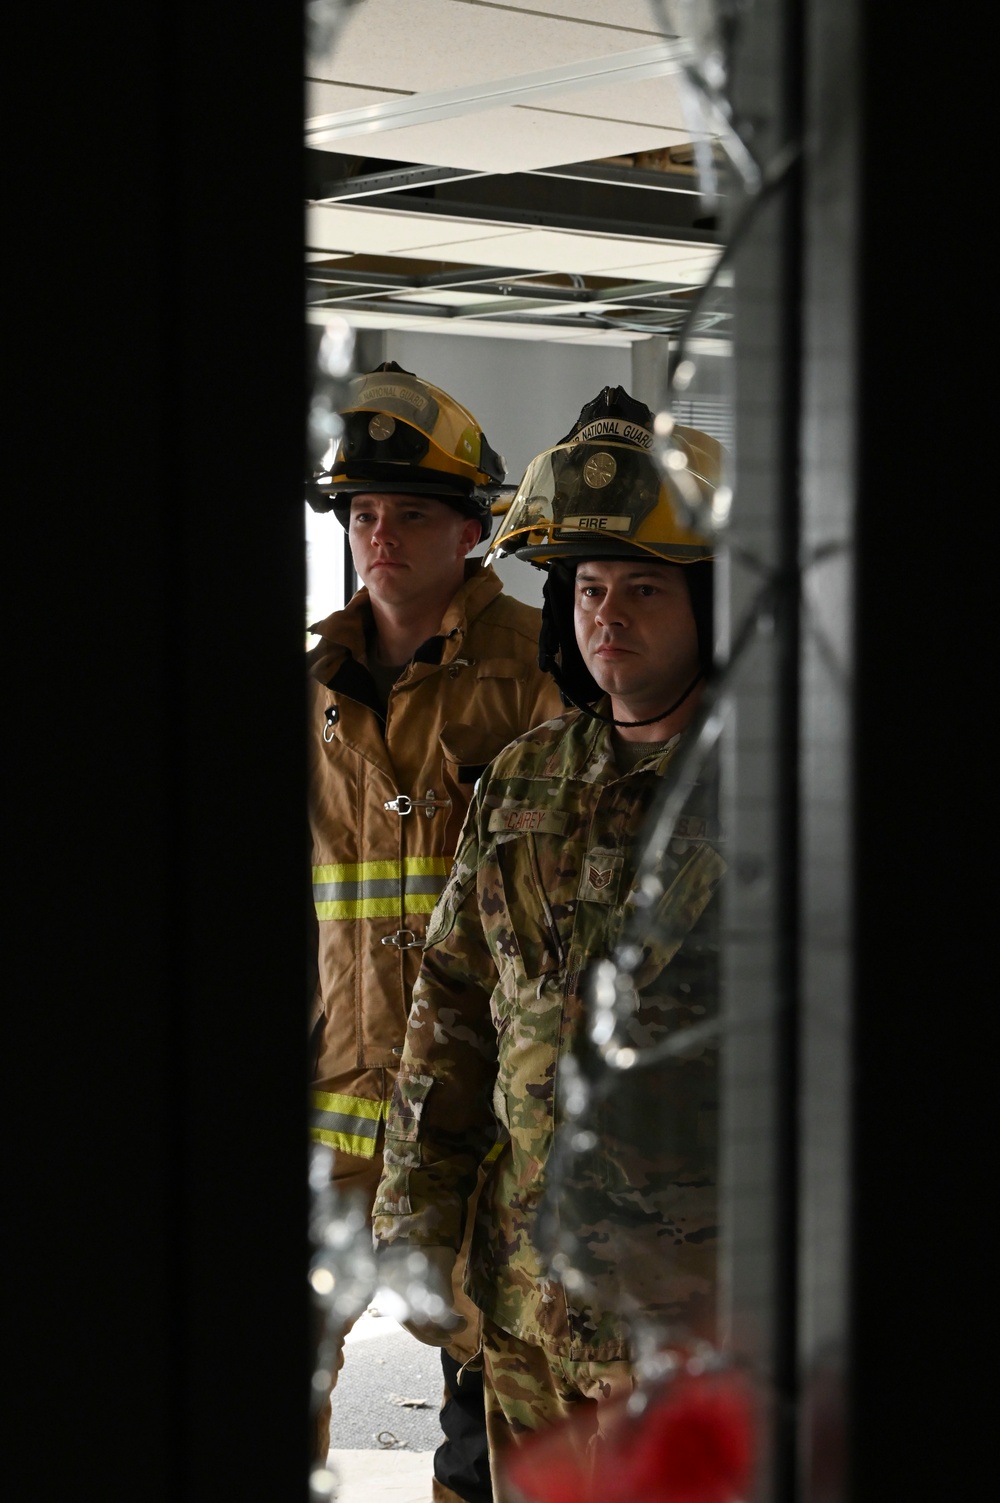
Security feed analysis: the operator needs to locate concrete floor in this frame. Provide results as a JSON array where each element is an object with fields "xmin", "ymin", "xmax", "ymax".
[
  {"xmin": 325, "ymin": 1447, "xmax": 438, "ymax": 1503},
  {"xmin": 326, "ymin": 1308, "xmax": 446, "ymax": 1502}
]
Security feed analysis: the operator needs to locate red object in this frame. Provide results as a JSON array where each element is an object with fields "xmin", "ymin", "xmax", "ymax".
[{"xmin": 504, "ymin": 1371, "xmax": 755, "ymax": 1503}]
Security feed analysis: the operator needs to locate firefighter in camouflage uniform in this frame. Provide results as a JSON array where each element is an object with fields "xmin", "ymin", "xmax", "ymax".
[{"xmin": 372, "ymin": 387, "xmax": 725, "ymax": 1481}]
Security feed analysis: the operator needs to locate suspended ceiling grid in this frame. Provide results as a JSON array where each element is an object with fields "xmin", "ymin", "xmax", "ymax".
[{"xmin": 305, "ymin": 0, "xmax": 725, "ymax": 345}]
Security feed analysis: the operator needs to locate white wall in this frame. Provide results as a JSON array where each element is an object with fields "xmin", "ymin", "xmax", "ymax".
[
  {"xmin": 307, "ymin": 328, "xmax": 652, "ymax": 618},
  {"xmin": 380, "ymin": 329, "xmax": 634, "ymax": 606},
  {"xmin": 305, "ymin": 502, "xmax": 345, "ymax": 632}
]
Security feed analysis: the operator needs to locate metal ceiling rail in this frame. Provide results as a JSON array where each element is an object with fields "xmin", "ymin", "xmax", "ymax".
[
  {"xmin": 311, "ymin": 164, "xmax": 489, "ymax": 202},
  {"xmin": 455, "ymin": 296, "xmax": 699, "ymax": 320},
  {"xmin": 533, "ymin": 161, "xmax": 712, "ymax": 197},
  {"xmin": 307, "ymin": 158, "xmax": 716, "ymax": 205},
  {"xmin": 304, "ymin": 283, "xmax": 703, "ymax": 317},
  {"xmin": 304, "ymin": 40, "xmax": 695, "ymax": 145},
  {"xmin": 303, "ymin": 264, "xmax": 541, "ymax": 288},
  {"xmin": 304, "ymin": 294, "xmax": 704, "ymax": 337},
  {"xmin": 304, "ymin": 265, "xmax": 705, "ymax": 308},
  {"xmin": 595, "ymin": 279, "xmax": 706, "ymax": 302}
]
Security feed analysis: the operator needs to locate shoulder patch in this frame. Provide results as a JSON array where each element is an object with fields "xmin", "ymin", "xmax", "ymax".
[{"xmin": 578, "ymin": 848, "xmax": 624, "ymax": 903}]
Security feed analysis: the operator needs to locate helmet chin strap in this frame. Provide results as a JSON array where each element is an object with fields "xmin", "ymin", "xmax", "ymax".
[{"xmin": 553, "ymin": 665, "xmax": 705, "ymax": 729}]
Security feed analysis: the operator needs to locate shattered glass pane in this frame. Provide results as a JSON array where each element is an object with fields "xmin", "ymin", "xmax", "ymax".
[
  {"xmin": 308, "ymin": 1146, "xmax": 378, "ymax": 1416},
  {"xmin": 533, "ymin": 608, "xmax": 782, "ymax": 1367},
  {"xmin": 504, "ymin": 1346, "xmax": 758, "ymax": 1503},
  {"xmin": 300, "ymin": 0, "xmax": 808, "ymax": 1488},
  {"xmin": 305, "ymin": 0, "xmax": 350, "ymax": 64},
  {"xmin": 307, "ymin": 316, "xmax": 356, "ymax": 476},
  {"xmin": 534, "ymin": 725, "xmax": 724, "ymax": 1355},
  {"xmin": 652, "ymin": 326, "xmax": 735, "ymax": 551},
  {"xmin": 650, "ymin": 0, "xmax": 762, "ymax": 197}
]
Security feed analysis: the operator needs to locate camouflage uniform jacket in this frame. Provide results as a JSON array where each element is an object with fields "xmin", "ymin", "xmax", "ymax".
[
  {"xmin": 373, "ymin": 707, "xmax": 724, "ymax": 1361},
  {"xmin": 308, "ymin": 561, "xmax": 562, "ymax": 1159}
]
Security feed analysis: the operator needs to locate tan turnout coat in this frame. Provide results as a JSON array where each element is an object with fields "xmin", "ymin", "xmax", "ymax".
[{"xmin": 308, "ymin": 560, "xmax": 562, "ymax": 1158}]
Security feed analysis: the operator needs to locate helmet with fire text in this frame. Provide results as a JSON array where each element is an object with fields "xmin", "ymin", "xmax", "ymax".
[
  {"xmin": 488, "ymin": 384, "xmax": 718, "ymax": 567},
  {"xmin": 307, "ymin": 361, "xmax": 505, "ymax": 542},
  {"xmin": 487, "ymin": 386, "xmax": 722, "ymax": 718}
]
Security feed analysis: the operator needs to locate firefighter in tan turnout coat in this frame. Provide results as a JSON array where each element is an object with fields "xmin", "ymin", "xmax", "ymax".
[
  {"xmin": 307, "ymin": 362, "xmax": 561, "ymax": 1501},
  {"xmin": 372, "ymin": 387, "xmax": 725, "ymax": 1482}
]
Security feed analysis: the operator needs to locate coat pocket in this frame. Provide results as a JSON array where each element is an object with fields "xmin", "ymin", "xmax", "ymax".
[
  {"xmin": 383, "ymin": 1070, "xmax": 435, "ymax": 1169},
  {"xmin": 439, "ymin": 720, "xmax": 511, "ymax": 787}
]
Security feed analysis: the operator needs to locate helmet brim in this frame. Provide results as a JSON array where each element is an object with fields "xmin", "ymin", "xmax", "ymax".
[
  {"xmin": 508, "ymin": 538, "xmax": 713, "ymax": 565},
  {"xmin": 487, "ymin": 439, "xmax": 713, "ymax": 568},
  {"xmin": 311, "ymin": 480, "xmax": 493, "ymax": 543}
]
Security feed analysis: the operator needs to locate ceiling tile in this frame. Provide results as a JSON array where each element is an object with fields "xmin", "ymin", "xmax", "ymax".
[
  {"xmin": 307, "ymin": 199, "xmax": 719, "ymax": 282},
  {"xmin": 498, "ymin": 1, "xmax": 664, "ymax": 28},
  {"xmin": 601, "ymin": 249, "xmax": 723, "ymax": 281},
  {"xmin": 310, "ymin": 0, "xmax": 670, "ymax": 93},
  {"xmin": 306, "ymin": 80, "xmax": 408, "ymax": 117},
  {"xmin": 317, "ymin": 104, "xmax": 691, "ymax": 173},
  {"xmin": 306, "ymin": 203, "xmax": 526, "ymax": 256},
  {"xmin": 392, "ymin": 289, "xmax": 497, "ymax": 305},
  {"xmin": 388, "ymin": 224, "xmax": 717, "ymax": 276},
  {"xmin": 534, "ymin": 72, "xmax": 692, "ymax": 129}
]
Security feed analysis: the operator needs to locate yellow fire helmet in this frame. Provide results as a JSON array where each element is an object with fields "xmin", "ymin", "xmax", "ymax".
[
  {"xmin": 309, "ymin": 361, "xmax": 506, "ymax": 540},
  {"xmin": 488, "ymin": 388, "xmax": 718, "ymax": 566}
]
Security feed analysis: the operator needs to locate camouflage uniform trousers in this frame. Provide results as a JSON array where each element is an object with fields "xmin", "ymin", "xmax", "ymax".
[
  {"xmin": 481, "ymin": 1317, "xmax": 636, "ymax": 1501},
  {"xmin": 316, "ymin": 1143, "xmax": 487, "ymax": 1503}
]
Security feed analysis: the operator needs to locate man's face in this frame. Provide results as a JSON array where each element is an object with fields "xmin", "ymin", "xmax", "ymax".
[
  {"xmin": 574, "ymin": 558, "xmax": 700, "ymax": 713},
  {"xmin": 348, "ymin": 493, "xmax": 481, "ymax": 610}
]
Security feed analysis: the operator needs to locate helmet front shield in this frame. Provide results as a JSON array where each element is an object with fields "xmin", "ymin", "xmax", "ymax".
[
  {"xmin": 490, "ymin": 440, "xmax": 713, "ymax": 565},
  {"xmin": 309, "ymin": 363, "xmax": 506, "ymax": 526},
  {"xmin": 340, "ymin": 368, "xmax": 504, "ymax": 493}
]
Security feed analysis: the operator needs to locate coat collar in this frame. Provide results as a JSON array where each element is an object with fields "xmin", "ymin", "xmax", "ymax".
[
  {"xmin": 307, "ymin": 560, "xmax": 504, "ymax": 680},
  {"xmin": 547, "ymin": 701, "xmax": 682, "ymax": 784}
]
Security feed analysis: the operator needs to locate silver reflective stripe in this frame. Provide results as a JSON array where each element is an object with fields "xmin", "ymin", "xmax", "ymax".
[
  {"xmin": 312, "ymin": 874, "xmax": 446, "ymax": 902},
  {"xmin": 405, "ymin": 875, "xmax": 446, "ymax": 895},
  {"xmin": 312, "ymin": 1107, "xmax": 379, "ymax": 1142}
]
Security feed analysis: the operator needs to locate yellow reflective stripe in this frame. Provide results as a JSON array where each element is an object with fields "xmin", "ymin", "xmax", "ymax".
[
  {"xmin": 310, "ymin": 1091, "xmax": 389, "ymax": 1159},
  {"xmin": 312, "ymin": 856, "xmax": 452, "ymax": 921},
  {"xmin": 309, "ymin": 1125, "xmax": 380, "ymax": 1157},
  {"xmin": 316, "ymin": 897, "xmax": 404, "ymax": 919},
  {"xmin": 312, "ymin": 857, "xmax": 451, "ymax": 883},
  {"xmin": 312, "ymin": 1091, "xmax": 387, "ymax": 1121},
  {"xmin": 402, "ymin": 894, "xmax": 440, "ymax": 914}
]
